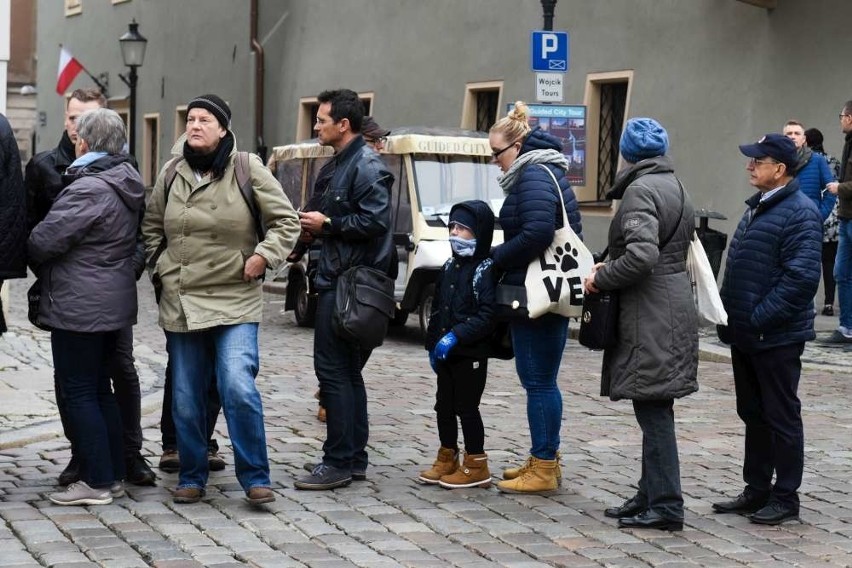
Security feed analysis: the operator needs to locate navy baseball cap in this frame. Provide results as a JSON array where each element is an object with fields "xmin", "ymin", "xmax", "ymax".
[{"xmin": 739, "ymin": 133, "xmax": 798, "ymax": 170}]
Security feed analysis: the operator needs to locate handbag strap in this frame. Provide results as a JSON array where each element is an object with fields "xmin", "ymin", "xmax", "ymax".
[
  {"xmin": 597, "ymin": 178, "xmax": 686, "ymax": 262},
  {"xmin": 537, "ymin": 164, "xmax": 571, "ymax": 231},
  {"xmin": 659, "ymin": 179, "xmax": 685, "ymax": 251}
]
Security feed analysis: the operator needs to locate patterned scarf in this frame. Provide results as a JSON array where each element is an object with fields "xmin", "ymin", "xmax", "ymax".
[{"xmin": 498, "ymin": 149, "xmax": 571, "ymax": 195}]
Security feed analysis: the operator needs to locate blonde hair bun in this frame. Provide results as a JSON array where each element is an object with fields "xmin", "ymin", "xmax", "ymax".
[{"xmin": 508, "ymin": 101, "xmax": 529, "ymax": 124}]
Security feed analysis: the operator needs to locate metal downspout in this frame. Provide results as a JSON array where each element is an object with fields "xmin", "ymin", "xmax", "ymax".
[{"xmin": 250, "ymin": 0, "xmax": 267, "ymax": 162}]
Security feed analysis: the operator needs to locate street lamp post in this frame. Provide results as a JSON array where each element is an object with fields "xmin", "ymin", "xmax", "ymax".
[
  {"xmin": 541, "ymin": 0, "xmax": 557, "ymax": 31},
  {"xmin": 119, "ymin": 20, "xmax": 147, "ymax": 157}
]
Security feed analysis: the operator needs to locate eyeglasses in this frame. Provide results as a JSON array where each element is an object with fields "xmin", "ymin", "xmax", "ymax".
[
  {"xmin": 747, "ymin": 157, "xmax": 780, "ymax": 167},
  {"xmin": 365, "ymin": 136, "xmax": 387, "ymax": 145},
  {"xmin": 491, "ymin": 141, "xmax": 518, "ymax": 159},
  {"xmin": 841, "ymin": 114, "xmax": 852, "ymax": 120}
]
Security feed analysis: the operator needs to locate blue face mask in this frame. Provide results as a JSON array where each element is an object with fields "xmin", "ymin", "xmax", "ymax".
[{"xmin": 449, "ymin": 236, "xmax": 477, "ymax": 257}]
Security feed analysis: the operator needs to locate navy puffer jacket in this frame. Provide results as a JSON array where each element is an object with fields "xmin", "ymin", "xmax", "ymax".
[
  {"xmin": 492, "ymin": 128, "xmax": 582, "ymax": 286},
  {"xmin": 794, "ymin": 149, "xmax": 835, "ymax": 220},
  {"xmin": 718, "ymin": 178, "xmax": 822, "ymax": 353},
  {"xmin": 426, "ymin": 200, "xmax": 497, "ymax": 358}
]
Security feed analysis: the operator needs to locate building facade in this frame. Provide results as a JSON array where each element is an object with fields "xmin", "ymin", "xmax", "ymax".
[{"xmin": 34, "ymin": 0, "xmax": 852, "ymax": 248}]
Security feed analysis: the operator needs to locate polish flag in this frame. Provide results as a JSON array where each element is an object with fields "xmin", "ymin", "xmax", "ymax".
[{"xmin": 56, "ymin": 47, "xmax": 84, "ymax": 95}]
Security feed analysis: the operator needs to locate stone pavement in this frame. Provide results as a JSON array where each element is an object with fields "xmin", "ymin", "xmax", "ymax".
[{"xmin": 1, "ymin": 276, "xmax": 852, "ymax": 567}]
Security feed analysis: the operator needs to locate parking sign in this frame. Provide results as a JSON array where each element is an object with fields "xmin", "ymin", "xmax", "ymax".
[{"xmin": 531, "ymin": 31, "xmax": 569, "ymax": 73}]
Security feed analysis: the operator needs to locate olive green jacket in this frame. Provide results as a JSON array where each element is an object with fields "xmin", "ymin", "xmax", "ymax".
[{"xmin": 142, "ymin": 139, "xmax": 299, "ymax": 332}]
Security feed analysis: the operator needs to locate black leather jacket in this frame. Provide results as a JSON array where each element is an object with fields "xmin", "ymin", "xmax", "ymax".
[
  {"xmin": 314, "ymin": 136, "xmax": 394, "ymax": 289},
  {"xmin": 25, "ymin": 133, "xmax": 75, "ymax": 233}
]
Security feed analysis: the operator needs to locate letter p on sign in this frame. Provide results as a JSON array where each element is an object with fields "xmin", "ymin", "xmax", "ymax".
[{"xmin": 542, "ymin": 33, "xmax": 558, "ymax": 58}]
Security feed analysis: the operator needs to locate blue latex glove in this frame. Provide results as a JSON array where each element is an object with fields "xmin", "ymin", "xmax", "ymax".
[
  {"xmin": 434, "ymin": 331, "xmax": 458, "ymax": 361},
  {"xmin": 429, "ymin": 350, "xmax": 437, "ymax": 373}
]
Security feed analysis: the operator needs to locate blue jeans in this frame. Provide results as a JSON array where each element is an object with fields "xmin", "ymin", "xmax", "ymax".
[
  {"xmin": 51, "ymin": 329, "xmax": 125, "ymax": 488},
  {"xmin": 166, "ymin": 323, "xmax": 270, "ymax": 492},
  {"xmin": 314, "ymin": 289, "xmax": 371, "ymax": 471},
  {"xmin": 510, "ymin": 313, "xmax": 568, "ymax": 460},
  {"xmin": 834, "ymin": 219, "xmax": 852, "ymax": 330}
]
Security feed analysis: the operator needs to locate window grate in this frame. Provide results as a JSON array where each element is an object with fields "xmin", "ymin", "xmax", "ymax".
[
  {"xmin": 475, "ymin": 90, "xmax": 499, "ymax": 132},
  {"xmin": 597, "ymin": 82, "xmax": 628, "ymax": 200}
]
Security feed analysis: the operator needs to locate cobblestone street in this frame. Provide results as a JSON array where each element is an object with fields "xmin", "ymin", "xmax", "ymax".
[{"xmin": 1, "ymin": 276, "xmax": 852, "ymax": 567}]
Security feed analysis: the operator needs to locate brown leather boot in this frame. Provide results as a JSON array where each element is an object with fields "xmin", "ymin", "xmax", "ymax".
[
  {"xmin": 417, "ymin": 447, "xmax": 458, "ymax": 484},
  {"xmin": 503, "ymin": 451, "xmax": 562, "ymax": 486},
  {"xmin": 497, "ymin": 456, "xmax": 559, "ymax": 494},
  {"xmin": 438, "ymin": 452, "xmax": 491, "ymax": 489}
]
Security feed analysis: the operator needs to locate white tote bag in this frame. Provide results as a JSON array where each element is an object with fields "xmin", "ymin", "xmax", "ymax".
[
  {"xmin": 525, "ymin": 165, "xmax": 594, "ymax": 319},
  {"xmin": 686, "ymin": 232, "xmax": 728, "ymax": 326}
]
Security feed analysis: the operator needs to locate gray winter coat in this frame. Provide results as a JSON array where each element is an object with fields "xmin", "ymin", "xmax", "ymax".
[
  {"xmin": 594, "ymin": 156, "xmax": 699, "ymax": 401},
  {"xmin": 28, "ymin": 156, "xmax": 145, "ymax": 332}
]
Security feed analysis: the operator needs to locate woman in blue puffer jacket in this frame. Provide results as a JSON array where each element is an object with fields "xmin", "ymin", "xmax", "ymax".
[{"xmin": 489, "ymin": 101, "xmax": 582, "ymax": 494}]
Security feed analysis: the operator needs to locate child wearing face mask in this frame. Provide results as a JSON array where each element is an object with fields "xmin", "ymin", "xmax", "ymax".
[{"xmin": 418, "ymin": 200, "xmax": 499, "ymax": 489}]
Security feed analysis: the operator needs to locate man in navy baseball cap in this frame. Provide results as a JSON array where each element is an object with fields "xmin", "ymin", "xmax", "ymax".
[{"xmin": 738, "ymin": 133, "xmax": 798, "ymax": 172}]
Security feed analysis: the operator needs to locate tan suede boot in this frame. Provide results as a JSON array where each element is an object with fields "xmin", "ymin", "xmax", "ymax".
[
  {"xmin": 503, "ymin": 451, "xmax": 562, "ymax": 486},
  {"xmin": 438, "ymin": 453, "xmax": 491, "ymax": 489},
  {"xmin": 496, "ymin": 456, "xmax": 559, "ymax": 494},
  {"xmin": 417, "ymin": 447, "xmax": 458, "ymax": 484}
]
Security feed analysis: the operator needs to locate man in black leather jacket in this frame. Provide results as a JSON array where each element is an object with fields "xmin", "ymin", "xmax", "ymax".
[
  {"xmin": 24, "ymin": 88, "xmax": 155, "ymax": 487},
  {"xmin": 295, "ymin": 89, "xmax": 393, "ymax": 490},
  {"xmin": 0, "ymin": 112, "xmax": 26, "ymax": 336}
]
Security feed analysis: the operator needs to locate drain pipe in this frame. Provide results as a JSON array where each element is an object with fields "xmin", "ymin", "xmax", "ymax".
[{"xmin": 250, "ymin": 0, "xmax": 267, "ymax": 162}]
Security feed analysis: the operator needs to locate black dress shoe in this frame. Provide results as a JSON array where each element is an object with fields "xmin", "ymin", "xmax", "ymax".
[
  {"xmin": 618, "ymin": 510, "xmax": 683, "ymax": 531},
  {"xmin": 749, "ymin": 502, "xmax": 800, "ymax": 525},
  {"xmin": 604, "ymin": 496, "xmax": 646, "ymax": 519},
  {"xmin": 126, "ymin": 454, "xmax": 157, "ymax": 486},
  {"xmin": 712, "ymin": 491, "xmax": 769, "ymax": 515}
]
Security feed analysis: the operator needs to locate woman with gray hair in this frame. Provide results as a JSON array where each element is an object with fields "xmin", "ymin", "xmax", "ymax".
[{"xmin": 28, "ymin": 108, "xmax": 146, "ymax": 506}]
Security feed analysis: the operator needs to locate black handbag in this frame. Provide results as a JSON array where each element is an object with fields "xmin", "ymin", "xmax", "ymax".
[
  {"xmin": 578, "ymin": 290, "xmax": 619, "ymax": 350},
  {"xmin": 27, "ymin": 280, "xmax": 53, "ymax": 332},
  {"xmin": 495, "ymin": 282, "xmax": 528, "ymax": 320},
  {"xmin": 332, "ymin": 265, "xmax": 396, "ymax": 350}
]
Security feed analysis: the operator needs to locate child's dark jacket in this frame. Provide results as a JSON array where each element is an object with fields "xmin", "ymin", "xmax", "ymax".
[{"xmin": 426, "ymin": 200, "xmax": 498, "ymax": 358}]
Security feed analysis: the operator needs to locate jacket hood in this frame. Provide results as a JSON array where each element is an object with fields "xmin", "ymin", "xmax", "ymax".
[
  {"xmin": 606, "ymin": 155, "xmax": 675, "ymax": 200},
  {"xmin": 449, "ymin": 200, "xmax": 494, "ymax": 259},
  {"xmin": 64, "ymin": 156, "xmax": 145, "ymax": 212},
  {"xmin": 520, "ymin": 127, "xmax": 564, "ymax": 155},
  {"xmin": 792, "ymin": 146, "xmax": 813, "ymax": 175}
]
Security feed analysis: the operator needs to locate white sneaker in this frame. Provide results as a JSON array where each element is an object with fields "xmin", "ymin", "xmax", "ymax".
[{"xmin": 49, "ymin": 481, "xmax": 113, "ymax": 506}]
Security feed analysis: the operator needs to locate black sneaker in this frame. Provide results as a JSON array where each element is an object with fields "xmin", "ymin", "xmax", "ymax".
[
  {"xmin": 303, "ymin": 461, "xmax": 366, "ymax": 481},
  {"xmin": 294, "ymin": 463, "xmax": 352, "ymax": 490},
  {"xmin": 58, "ymin": 456, "xmax": 81, "ymax": 487},
  {"xmin": 126, "ymin": 454, "xmax": 157, "ymax": 486},
  {"xmin": 822, "ymin": 305, "xmax": 835, "ymax": 316},
  {"xmin": 819, "ymin": 330, "xmax": 852, "ymax": 345}
]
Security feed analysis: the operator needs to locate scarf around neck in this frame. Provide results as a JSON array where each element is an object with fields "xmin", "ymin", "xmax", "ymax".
[
  {"xmin": 498, "ymin": 149, "xmax": 571, "ymax": 195},
  {"xmin": 183, "ymin": 131, "xmax": 235, "ymax": 180}
]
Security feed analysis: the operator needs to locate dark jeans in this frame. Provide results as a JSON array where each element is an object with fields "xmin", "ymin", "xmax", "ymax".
[
  {"xmin": 51, "ymin": 329, "xmax": 125, "ymax": 488},
  {"xmin": 731, "ymin": 343, "xmax": 805, "ymax": 509},
  {"xmin": 632, "ymin": 399, "xmax": 683, "ymax": 521},
  {"xmin": 823, "ymin": 240, "xmax": 838, "ymax": 306},
  {"xmin": 314, "ymin": 289, "xmax": 371, "ymax": 472},
  {"xmin": 160, "ymin": 341, "xmax": 221, "ymax": 453},
  {"xmin": 435, "ymin": 356, "xmax": 487, "ymax": 455},
  {"xmin": 56, "ymin": 325, "xmax": 142, "ymax": 461}
]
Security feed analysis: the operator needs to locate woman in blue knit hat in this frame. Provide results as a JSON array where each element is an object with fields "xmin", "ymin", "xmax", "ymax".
[{"xmin": 583, "ymin": 117, "xmax": 698, "ymax": 531}]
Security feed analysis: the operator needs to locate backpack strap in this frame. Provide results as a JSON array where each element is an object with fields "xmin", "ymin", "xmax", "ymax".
[
  {"xmin": 147, "ymin": 156, "xmax": 184, "ymax": 271},
  {"xmin": 235, "ymin": 151, "xmax": 266, "ymax": 243}
]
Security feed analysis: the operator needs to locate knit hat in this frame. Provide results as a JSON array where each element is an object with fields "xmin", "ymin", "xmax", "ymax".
[
  {"xmin": 187, "ymin": 94, "xmax": 231, "ymax": 130},
  {"xmin": 362, "ymin": 116, "xmax": 390, "ymax": 140},
  {"xmin": 448, "ymin": 206, "xmax": 476, "ymax": 234},
  {"xmin": 619, "ymin": 117, "xmax": 669, "ymax": 163}
]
